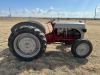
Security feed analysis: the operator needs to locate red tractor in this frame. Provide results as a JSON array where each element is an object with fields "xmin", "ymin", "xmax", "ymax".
[{"xmin": 8, "ymin": 19, "xmax": 93, "ymax": 61}]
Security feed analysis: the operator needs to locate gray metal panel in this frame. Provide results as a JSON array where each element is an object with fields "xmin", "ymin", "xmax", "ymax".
[
  {"xmin": 54, "ymin": 22, "xmax": 85, "ymax": 29},
  {"xmin": 77, "ymin": 29, "xmax": 84, "ymax": 39},
  {"xmin": 29, "ymin": 20, "xmax": 45, "ymax": 29},
  {"xmin": 11, "ymin": 20, "xmax": 46, "ymax": 33}
]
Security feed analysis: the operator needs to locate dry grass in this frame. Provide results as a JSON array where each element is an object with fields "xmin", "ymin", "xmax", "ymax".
[{"xmin": 0, "ymin": 18, "xmax": 100, "ymax": 75}]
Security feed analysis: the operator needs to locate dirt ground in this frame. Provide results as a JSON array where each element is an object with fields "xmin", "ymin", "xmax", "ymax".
[{"xmin": 0, "ymin": 18, "xmax": 100, "ymax": 75}]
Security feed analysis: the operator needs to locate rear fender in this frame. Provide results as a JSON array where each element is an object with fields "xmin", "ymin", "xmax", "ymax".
[{"xmin": 11, "ymin": 21, "xmax": 46, "ymax": 33}]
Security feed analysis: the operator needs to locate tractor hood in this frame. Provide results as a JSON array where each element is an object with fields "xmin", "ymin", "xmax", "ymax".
[{"xmin": 54, "ymin": 21, "xmax": 85, "ymax": 29}]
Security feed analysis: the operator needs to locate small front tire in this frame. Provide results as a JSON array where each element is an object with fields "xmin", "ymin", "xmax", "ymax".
[{"xmin": 71, "ymin": 40, "xmax": 93, "ymax": 58}]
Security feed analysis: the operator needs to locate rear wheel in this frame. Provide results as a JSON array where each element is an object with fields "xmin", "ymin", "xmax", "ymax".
[
  {"xmin": 8, "ymin": 26, "xmax": 47, "ymax": 61},
  {"xmin": 71, "ymin": 40, "xmax": 93, "ymax": 58}
]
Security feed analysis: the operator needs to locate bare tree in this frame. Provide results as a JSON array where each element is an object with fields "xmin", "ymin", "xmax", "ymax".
[
  {"xmin": 8, "ymin": 7, "xmax": 11, "ymax": 17},
  {"xmin": 94, "ymin": 6, "xmax": 97, "ymax": 20}
]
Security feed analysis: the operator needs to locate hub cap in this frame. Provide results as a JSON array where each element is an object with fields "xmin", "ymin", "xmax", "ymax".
[
  {"xmin": 76, "ymin": 43, "xmax": 89, "ymax": 56},
  {"xmin": 14, "ymin": 33, "xmax": 41, "ymax": 58}
]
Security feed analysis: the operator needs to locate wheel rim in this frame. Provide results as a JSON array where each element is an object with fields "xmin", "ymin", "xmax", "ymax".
[
  {"xmin": 76, "ymin": 43, "xmax": 89, "ymax": 56},
  {"xmin": 14, "ymin": 33, "xmax": 41, "ymax": 58}
]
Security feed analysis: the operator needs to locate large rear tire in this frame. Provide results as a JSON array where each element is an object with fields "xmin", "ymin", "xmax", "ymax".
[
  {"xmin": 71, "ymin": 39, "xmax": 93, "ymax": 58},
  {"xmin": 8, "ymin": 26, "xmax": 47, "ymax": 61}
]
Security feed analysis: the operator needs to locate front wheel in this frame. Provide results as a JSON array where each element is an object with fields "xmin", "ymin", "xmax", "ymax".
[
  {"xmin": 71, "ymin": 40, "xmax": 93, "ymax": 58},
  {"xmin": 8, "ymin": 26, "xmax": 47, "ymax": 61}
]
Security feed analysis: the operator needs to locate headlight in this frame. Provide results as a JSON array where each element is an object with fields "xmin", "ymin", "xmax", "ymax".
[{"xmin": 82, "ymin": 29, "xmax": 87, "ymax": 33}]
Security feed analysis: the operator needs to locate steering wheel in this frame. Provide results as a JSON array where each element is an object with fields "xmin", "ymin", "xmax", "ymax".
[{"xmin": 46, "ymin": 19, "xmax": 55, "ymax": 24}]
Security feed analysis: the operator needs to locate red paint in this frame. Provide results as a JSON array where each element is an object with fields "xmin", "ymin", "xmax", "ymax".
[{"xmin": 45, "ymin": 22, "xmax": 78, "ymax": 44}]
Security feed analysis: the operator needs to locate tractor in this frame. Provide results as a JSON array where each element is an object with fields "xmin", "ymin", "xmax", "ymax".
[{"xmin": 8, "ymin": 19, "xmax": 93, "ymax": 61}]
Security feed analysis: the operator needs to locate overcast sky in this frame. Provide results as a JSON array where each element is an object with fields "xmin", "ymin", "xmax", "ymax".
[{"xmin": 0, "ymin": 0, "xmax": 100, "ymax": 18}]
